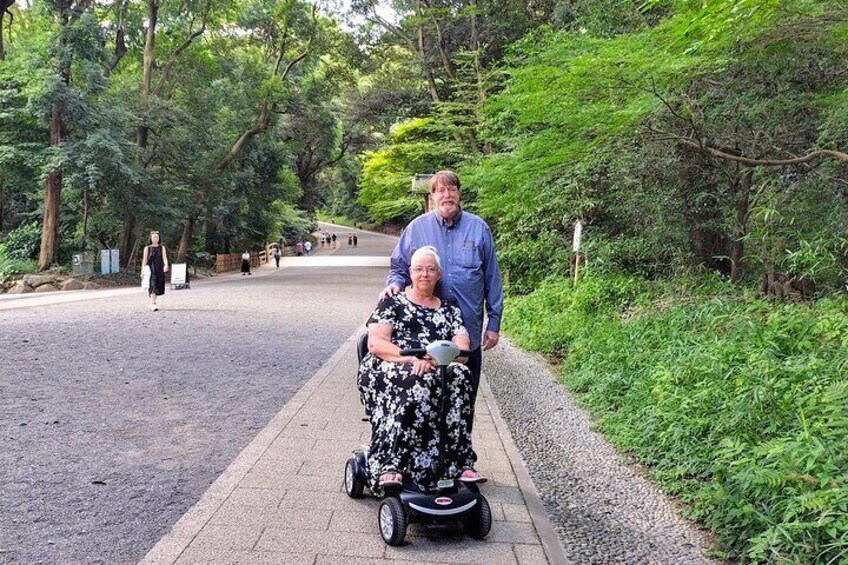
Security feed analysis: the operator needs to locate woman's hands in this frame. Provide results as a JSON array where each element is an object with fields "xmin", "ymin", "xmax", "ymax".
[
  {"xmin": 367, "ymin": 324, "xmax": 437, "ymax": 374},
  {"xmin": 407, "ymin": 356, "xmax": 437, "ymax": 375}
]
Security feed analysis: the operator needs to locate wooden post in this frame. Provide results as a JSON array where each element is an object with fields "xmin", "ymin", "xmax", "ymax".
[{"xmin": 573, "ymin": 253, "xmax": 580, "ymax": 287}]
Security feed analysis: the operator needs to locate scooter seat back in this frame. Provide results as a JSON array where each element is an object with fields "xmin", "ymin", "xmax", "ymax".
[{"xmin": 357, "ymin": 333, "xmax": 369, "ymax": 363}]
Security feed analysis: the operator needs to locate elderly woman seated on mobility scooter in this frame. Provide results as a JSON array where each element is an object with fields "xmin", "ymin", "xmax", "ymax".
[{"xmin": 349, "ymin": 245, "xmax": 490, "ymax": 545}]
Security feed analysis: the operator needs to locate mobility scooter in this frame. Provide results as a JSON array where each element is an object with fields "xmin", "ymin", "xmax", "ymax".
[{"xmin": 344, "ymin": 337, "xmax": 492, "ymax": 546}]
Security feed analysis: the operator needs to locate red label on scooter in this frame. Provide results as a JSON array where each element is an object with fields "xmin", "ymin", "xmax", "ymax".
[{"xmin": 435, "ymin": 497, "xmax": 453, "ymax": 506}]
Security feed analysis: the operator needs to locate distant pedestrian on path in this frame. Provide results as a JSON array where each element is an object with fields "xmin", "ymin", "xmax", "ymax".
[
  {"xmin": 348, "ymin": 234, "xmax": 352, "ymax": 246},
  {"xmin": 273, "ymin": 247, "xmax": 281, "ymax": 269},
  {"xmin": 332, "ymin": 233, "xmax": 337, "ymax": 247},
  {"xmin": 304, "ymin": 240, "xmax": 312, "ymax": 256},
  {"xmin": 241, "ymin": 250, "xmax": 251, "ymax": 275},
  {"xmin": 295, "ymin": 241, "xmax": 304, "ymax": 256},
  {"xmin": 141, "ymin": 230, "xmax": 169, "ymax": 311},
  {"xmin": 353, "ymin": 234, "xmax": 358, "ymax": 247}
]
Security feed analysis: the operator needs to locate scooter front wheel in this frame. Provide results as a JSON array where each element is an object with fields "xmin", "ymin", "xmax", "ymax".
[
  {"xmin": 344, "ymin": 458, "xmax": 364, "ymax": 499},
  {"xmin": 378, "ymin": 496, "xmax": 408, "ymax": 546},
  {"xmin": 464, "ymin": 495, "xmax": 492, "ymax": 540}
]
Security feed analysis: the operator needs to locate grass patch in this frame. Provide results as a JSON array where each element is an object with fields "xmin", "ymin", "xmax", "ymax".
[
  {"xmin": 0, "ymin": 257, "xmax": 39, "ymax": 283},
  {"xmin": 504, "ymin": 275, "xmax": 848, "ymax": 563}
]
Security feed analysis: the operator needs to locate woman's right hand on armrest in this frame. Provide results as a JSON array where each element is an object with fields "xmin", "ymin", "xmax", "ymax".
[{"xmin": 409, "ymin": 357, "xmax": 436, "ymax": 376}]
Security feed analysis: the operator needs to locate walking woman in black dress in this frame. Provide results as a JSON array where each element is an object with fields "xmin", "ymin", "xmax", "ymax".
[{"xmin": 141, "ymin": 231, "xmax": 169, "ymax": 311}]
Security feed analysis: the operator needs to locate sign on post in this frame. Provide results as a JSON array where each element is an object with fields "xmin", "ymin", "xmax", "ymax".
[
  {"xmin": 170, "ymin": 263, "xmax": 188, "ymax": 289},
  {"xmin": 100, "ymin": 249, "xmax": 120, "ymax": 274},
  {"xmin": 572, "ymin": 221, "xmax": 583, "ymax": 287},
  {"xmin": 572, "ymin": 220, "xmax": 583, "ymax": 252}
]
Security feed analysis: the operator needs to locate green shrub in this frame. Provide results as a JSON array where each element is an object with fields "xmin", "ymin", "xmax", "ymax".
[
  {"xmin": 2, "ymin": 221, "xmax": 42, "ymax": 260},
  {"xmin": 504, "ymin": 275, "xmax": 848, "ymax": 563},
  {"xmin": 0, "ymin": 243, "xmax": 38, "ymax": 281}
]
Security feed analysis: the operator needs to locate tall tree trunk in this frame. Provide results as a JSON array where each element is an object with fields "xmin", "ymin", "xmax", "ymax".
[
  {"xmin": 0, "ymin": 10, "xmax": 5, "ymax": 61},
  {"xmin": 417, "ymin": 17, "xmax": 440, "ymax": 103},
  {"xmin": 39, "ymin": 105, "xmax": 65, "ymax": 270},
  {"xmin": 0, "ymin": 0, "xmax": 12, "ymax": 61},
  {"xmin": 468, "ymin": 0, "xmax": 488, "ymax": 154},
  {"xmin": 0, "ymin": 173, "xmax": 4, "ymax": 232},
  {"xmin": 421, "ymin": 0, "xmax": 455, "ymax": 81},
  {"xmin": 470, "ymin": 0, "xmax": 484, "ymax": 106},
  {"xmin": 120, "ymin": 0, "xmax": 158, "ymax": 267},
  {"xmin": 176, "ymin": 216, "xmax": 193, "ymax": 263},
  {"xmin": 126, "ymin": 234, "xmax": 140, "ymax": 270},
  {"xmin": 140, "ymin": 0, "xmax": 157, "ymax": 106},
  {"xmin": 729, "ymin": 169, "xmax": 753, "ymax": 282},
  {"xmin": 38, "ymin": 4, "xmax": 71, "ymax": 271},
  {"xmin": 204, "ymin": 217, "xmax": 217, "ymax": 254},
  {"xmin": 118, "ymin": 211, "xmax": 135, "ymax": 266},
  {"xmin": 81, "ymin": 186, "xmax": 88, "ymax": 237}
]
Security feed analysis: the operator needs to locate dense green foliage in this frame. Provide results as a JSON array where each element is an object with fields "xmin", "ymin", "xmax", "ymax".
[
  {"xmin": 358, "ymin": 117, "xmax": 464, "ymax": 222},
  {"xmin": 357, "ymin": 1, "xmax": 847, "ymax": 293},
  {"xmin": 0, "ymin": 0, "xmax": 371, "ymax": 268},
  {"xmin": 506, "ymin": 275, "xmax": 848, "ymax": 562},
  {"xmin": 466, "ymin": 0, "xmax": 848, "ymax": 291}
]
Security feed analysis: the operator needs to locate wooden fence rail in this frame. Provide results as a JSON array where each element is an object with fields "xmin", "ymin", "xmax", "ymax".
[{"xmin": 215, "ymin": 244, "xmax": 291, "ymax": 274}]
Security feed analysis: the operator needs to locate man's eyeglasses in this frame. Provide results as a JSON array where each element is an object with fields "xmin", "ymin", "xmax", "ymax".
[
  {"xmin": 411, "ymin": 266, "xmax": 440, "ymax": 275},
  {"xmin": 432, "ymin": 185, "xmax": 459, "ymax": 195}
]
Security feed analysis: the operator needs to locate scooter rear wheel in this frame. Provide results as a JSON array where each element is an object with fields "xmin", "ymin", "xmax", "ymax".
[
  {"xmin": 378, "ymin": 496, "xmax": 407, "ymax": 546},
  {"xmin": 464, "ymin": 495, "xmax": 492, "ymax": 540},
  {"xmin": 344, "ymin": 458, "xmax": 364, "ymax": 499}
]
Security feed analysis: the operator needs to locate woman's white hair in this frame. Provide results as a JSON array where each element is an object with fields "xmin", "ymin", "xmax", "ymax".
[{"xmin": 411, "ymin": 245, "xmax": 441, "ymax": 270}]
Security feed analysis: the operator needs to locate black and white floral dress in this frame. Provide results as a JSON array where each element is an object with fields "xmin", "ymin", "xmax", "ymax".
[{"xmin": 358, "ymin": 293, "xmax": 476, "ymax": 492}]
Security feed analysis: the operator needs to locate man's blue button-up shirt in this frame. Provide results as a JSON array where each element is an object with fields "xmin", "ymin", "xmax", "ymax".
[{"xmin": 387, "ymin": 210, "xmax": 504, "ymax": 350}]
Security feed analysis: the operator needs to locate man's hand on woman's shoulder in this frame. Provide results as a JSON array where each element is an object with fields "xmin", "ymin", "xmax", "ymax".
[{"xmin": 379, "ymin": 284, "xmax": 401, "ymax": 300}]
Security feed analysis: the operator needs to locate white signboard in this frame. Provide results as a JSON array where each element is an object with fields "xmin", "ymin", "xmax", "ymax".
[
  {"xmin": 572, "ymin": 221, "xmax": 583, "ymax": 252},
  {"xmin": 171, "ymin": 263, "xmax": 187, "ymax": 286},
  {"xmin": 100, "ymin": 249, "xmax": 120, "ymax": 274}
]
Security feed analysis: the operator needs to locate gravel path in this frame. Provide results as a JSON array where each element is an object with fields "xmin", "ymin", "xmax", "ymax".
[
  {"xmin": 484, "ymin": 340, "xmax": 724, "ymax": 565},
  {"xmin": 0, "ymin": 232, "xmax": 393, "ymax": 565}
]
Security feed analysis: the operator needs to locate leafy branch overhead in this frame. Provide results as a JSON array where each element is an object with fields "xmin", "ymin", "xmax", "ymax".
[{"xmin": 215, "ymin": 2, "xmax": 318, "ymax": 173}]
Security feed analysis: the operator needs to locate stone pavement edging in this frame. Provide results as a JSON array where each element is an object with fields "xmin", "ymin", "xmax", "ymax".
[
  {"xmin": 139, "ymin": 330, "xmax": 355, "ymax": 564},
  {"xmin": 480, "ymin": 377, "xmax": 569, "ymax": 565}
]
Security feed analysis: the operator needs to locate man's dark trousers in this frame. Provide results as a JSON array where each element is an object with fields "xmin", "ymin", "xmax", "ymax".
[{"xmin": 466, "ymin": 346, "xmax": 482, "ymax": 432}]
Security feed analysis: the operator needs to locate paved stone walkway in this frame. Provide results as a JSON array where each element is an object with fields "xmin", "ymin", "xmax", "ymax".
[{"xmin": 140, "ymin": 330, "xmax": 567, "ymax": 565}]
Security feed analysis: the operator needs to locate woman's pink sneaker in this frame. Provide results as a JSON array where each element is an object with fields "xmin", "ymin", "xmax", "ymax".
[{"xmin": 459, "ymin": 468, "xmax": 487, "ymax": 484}]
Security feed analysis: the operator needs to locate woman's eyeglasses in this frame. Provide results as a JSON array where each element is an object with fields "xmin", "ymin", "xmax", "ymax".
[{"xmin": 411, "ymin": 266, "xmax": 439, "ymax": 275}]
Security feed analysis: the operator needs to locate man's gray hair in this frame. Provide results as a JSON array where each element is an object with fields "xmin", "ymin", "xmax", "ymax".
[
  {"xmin": 429, "ymin": 170, "xmax": 461, "ymax": 192},
  {"xmin": 411, "ymin": 245, "xmax": 442, "ymax": 270}
]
